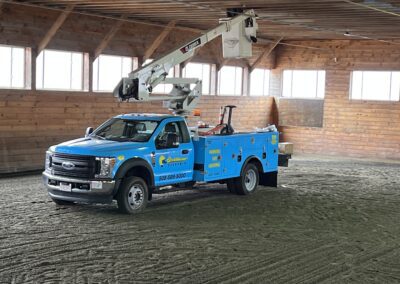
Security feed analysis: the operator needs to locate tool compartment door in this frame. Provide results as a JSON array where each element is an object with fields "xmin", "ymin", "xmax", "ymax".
[
  {"xmin": 204, "ymin": 138, "xmax": 224, "ymax": 180},
  {"xmin": 266, "ymin": 132, "xmax": 279, "ymax": 171},
  {"xmin": 193, "ymin": 137, "xmax": 224, "ymax": 182},
  {"xmin": 221, "ymin": 136, "xmax": 240, "ymax": 178}
]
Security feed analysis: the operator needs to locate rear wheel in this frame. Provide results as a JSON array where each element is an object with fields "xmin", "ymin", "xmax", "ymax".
[
  {"xmin": 117, "ymin": 177, "xmax": 148, "ymax": 214},
  {"xmin": 51, "ymin": 198, "xmax": 75, "ymax": 205},
  {"xmin": 235, "ymin": 163, "xmax": 259, "ymax": 195}
]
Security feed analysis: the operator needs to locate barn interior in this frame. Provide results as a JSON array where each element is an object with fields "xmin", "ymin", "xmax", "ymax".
[{"xmin": 0, "ymin": 0, "xmax": 400, "ymax": 282}]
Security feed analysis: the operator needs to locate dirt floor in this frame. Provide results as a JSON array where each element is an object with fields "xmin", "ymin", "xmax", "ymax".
[{"xmin": 0, "ymin": 155, "xmax": 400, "ymax": 283}]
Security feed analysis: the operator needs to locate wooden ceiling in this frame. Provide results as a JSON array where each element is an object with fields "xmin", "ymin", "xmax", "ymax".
[{"xmin": 8, "ymin": 0, "xmax": 400, "ymax": 40}]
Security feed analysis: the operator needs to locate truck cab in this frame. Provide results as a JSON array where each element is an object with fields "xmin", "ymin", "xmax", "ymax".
[{"xmin": 43, "ymin": 113, "xmax": 279, "ymax": 214}]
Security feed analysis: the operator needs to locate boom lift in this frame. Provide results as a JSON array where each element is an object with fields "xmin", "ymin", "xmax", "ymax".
[{"xmin": 113, "ymin": 9, "xmax": 258, "ymax": 115}]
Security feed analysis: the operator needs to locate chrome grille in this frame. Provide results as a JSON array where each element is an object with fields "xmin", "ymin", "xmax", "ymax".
[{"xmin": 51, "ymin": 153, "xmax": 96, "ymax": 179}]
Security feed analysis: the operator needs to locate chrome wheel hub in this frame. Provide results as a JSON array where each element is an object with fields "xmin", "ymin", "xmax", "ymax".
[
  {"xmin": 128, "ymin": 185, "xmax": 144, "ymax": 209},
  {"xmin": 245, "ymin": 169, "xmax": 257, "ymax": 192}
]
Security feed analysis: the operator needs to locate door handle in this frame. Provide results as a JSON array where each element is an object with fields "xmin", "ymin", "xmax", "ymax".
[{"xmin": 182, "ymin": 149, "xmax": 189, "ymax": 155}]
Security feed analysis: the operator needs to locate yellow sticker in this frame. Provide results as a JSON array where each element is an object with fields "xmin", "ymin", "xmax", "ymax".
[
  {"xmin": 212, "ymin": 156, "xmax": 218, "ymax": 161},
  {"xmin": 271, "ymin": 135, "xmax": 277, "ymax": 145},
  {"xmin": 209, "ymin": 162, "xmax": 220, "ymax": 168},
  {"xmin": 159, "ymin": 155, "xmax": 188, "ymax": 166},
  {"xmin": 166, "ymin": 157, "xmax": 188, "ymax": 163},
  {"xmin": 117, "ymin": 155, "xmax": 125, "ymax": 161},
  {"xmin": 209, "ymin": 149, "xmax": 221, "ymax": 154}
]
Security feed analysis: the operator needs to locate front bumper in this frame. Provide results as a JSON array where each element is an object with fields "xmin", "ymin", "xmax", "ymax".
[{"xmin": 42, "ymin": 171, "xmax": 116, "ymax": 204}]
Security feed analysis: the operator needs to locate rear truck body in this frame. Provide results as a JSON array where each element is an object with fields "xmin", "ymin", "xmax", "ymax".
[{"xmin": 43, "ymin": 113, "xmax": 281, "ymax": 213}]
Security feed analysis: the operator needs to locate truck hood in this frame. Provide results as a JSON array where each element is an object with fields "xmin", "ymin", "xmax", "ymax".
[{"xmin": 52, "ymin": 137, "xmax": 149, "ymax": 156}]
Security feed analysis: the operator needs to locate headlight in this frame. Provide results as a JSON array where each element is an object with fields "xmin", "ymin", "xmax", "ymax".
[
  {"xmin": 45, "ymin": 151, "xmax": 53, "ymax": 171},
  {"xmin": 96, "ymin": 157, "xmax": 116, "ymax": 178}
]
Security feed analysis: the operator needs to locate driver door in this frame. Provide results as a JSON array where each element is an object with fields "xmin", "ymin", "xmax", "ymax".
[{"xmin": 153, "ymin": 121, "xmax": 194, "ymax": 186}]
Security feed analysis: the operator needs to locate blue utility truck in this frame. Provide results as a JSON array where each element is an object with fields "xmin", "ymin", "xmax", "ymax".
[
  {"xmin": 43, "ymin": 113, "xmax": 280, "ymax": 213},
  {"xmin": 42, "ymin": 10, "xmax": 289, "ymax": 213}
]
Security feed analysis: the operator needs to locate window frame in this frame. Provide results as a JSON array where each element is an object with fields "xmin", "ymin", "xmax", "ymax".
[
  {"xmin": 282, "ymin": 69, "xmax": 326, "ymax": 99},
  {"xmin": 36, "ymin": 49, "xmax": 84, "ymax": 91},
  {"xmin": 92, "ymin": 54, "xmax": 134, "ymax": 92},
  {"xmin": 217, "ymin": 65, "xmax": 243, "ymax": 96},
  {"xmin": 249, "ymin": 68, "xmax": 271, "ymax": 96},
  {"xmin": 349, "ymin": 70, "xmax": 400, "ymax": 102},
  {"xmin": 0, "ymin": 44, "xmax": 27, "ymax": 90}
]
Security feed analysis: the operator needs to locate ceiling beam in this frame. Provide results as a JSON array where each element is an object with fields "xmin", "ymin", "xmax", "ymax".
[
  {"xmin": 342, "ymin": 0, "xmax": 400, "ymax": 18},
  {"xmin": 94, "ymin": 16, "xmax": 126, "ymax": 59},
  {"xmin": 250, "ymin": 37, "xmax": 283, "ymax": 72},
  {"xmin": 37, "ymin": 4, "xmax": 75, "ymax": 54},
  {"xmin": 144, "ymin": 20, "xmax": 177, "ymax": 61}
]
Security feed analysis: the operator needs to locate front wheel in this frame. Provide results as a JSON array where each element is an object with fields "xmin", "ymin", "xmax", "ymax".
[
  {"xmin": 235, "ymin": 163, "xmax": 259, "ymax": 195},
  {"xmin": 117, "ymin": 177, "xmax": 149, "ymax": 214}
]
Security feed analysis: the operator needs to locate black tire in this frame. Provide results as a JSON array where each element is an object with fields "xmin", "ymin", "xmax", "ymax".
[
  {"xmin": 235, "ymin": 163, "xmax": 259, "ymax": 195},
  {"xmin": 51, "ymin": 198, "xmax": 75, "ymax": 205},
  {"xmin": 226, "ymin": 179, "xmax": 237, "ymax": 193},
  {"xmin": 117, "ymin": 177, "xmax": 148, "ymax": 214}
]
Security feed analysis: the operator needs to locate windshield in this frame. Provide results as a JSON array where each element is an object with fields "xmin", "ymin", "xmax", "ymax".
[{"xmin": 91, "ymin": 118, "xmax": 159, "ymax": 142}]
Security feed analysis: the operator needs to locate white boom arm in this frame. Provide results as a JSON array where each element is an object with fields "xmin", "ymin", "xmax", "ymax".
[{"xmin": 113, "ymin": 10, "xmax": 258, "ymax": 114}]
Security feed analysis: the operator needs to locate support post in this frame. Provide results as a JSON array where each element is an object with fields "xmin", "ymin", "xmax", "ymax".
[{"xmin": 250, "ymin": 37, "xmax": 283, "ymax": 73}]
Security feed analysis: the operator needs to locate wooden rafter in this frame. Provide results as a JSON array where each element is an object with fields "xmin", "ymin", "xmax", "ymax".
[
  {"xmin": 144, "ymin": 20, "xmax": 177, "ymax": 60},
  {"xmin": 37, "ymin": 4, "xmax": 74, "ymax": 54},
  {"xmin": 94, "ymin": 16, "xmax": 126, "ymax": 59},
  {"xmin": 250, "ymin": 37, "xmax": 283, "ymax": 72}
]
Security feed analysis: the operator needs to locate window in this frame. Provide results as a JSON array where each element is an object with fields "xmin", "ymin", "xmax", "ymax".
[
  {"xmin": 93, "ymin": 55, "xmax": 133, "ymax": 92},
  {"xmin": 182, "ymin": 62, "xmax": 211, "ymax": 95},
  {"xmin": 282, "ymin": 70, "xmax": 325, "ymax": 99},
  {"xmin": 36, "ymin": 49, "xmax": 83, "ymax": 91},
  {"xmin": 250, "ymin": 68, "xmax": 270, "ymax": 96},
  {"xmin": 92, "ymin": 118, "xmax": 159, "ymax": 142},
  {"xmin": 218, "ymin": 66, "xmax": 242, "ymax": 96},
  {"xmin": 350, "ymin": 71, "xmax": 400, "ymax": 101},
  {"xmin": 156, "ymin": 121, "xmax": 190, "ymax": 148},
  {"xmin": 0, "ymin": 45, "xmax": 25, "ymax": 89}
]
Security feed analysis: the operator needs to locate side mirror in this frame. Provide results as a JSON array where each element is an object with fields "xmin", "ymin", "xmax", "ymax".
[
  {"xmin": 85, "ymin": 127, "xmax": 94, "ymax": 137},
  {"xmin": 166, "ymin": 133, "xmax": 180, "ymax": 148}
]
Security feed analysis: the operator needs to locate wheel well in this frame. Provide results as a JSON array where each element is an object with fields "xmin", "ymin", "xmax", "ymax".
[
  {"xmin": 124, "ymin": 166, "xmax": 152, "ymax": 187},
  {"xmin": 246, "ymin": 157, "xmax": 263, "ymax": 176}
]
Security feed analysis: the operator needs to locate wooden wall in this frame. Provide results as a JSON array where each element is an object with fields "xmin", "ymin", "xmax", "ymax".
[
  {"xmin": 0, "ymin": 91, "xmax": 274, "ymax": 173},
  {"xmin": 276, "ymin": 41, "xmax": 400, "ymax": 160}
]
